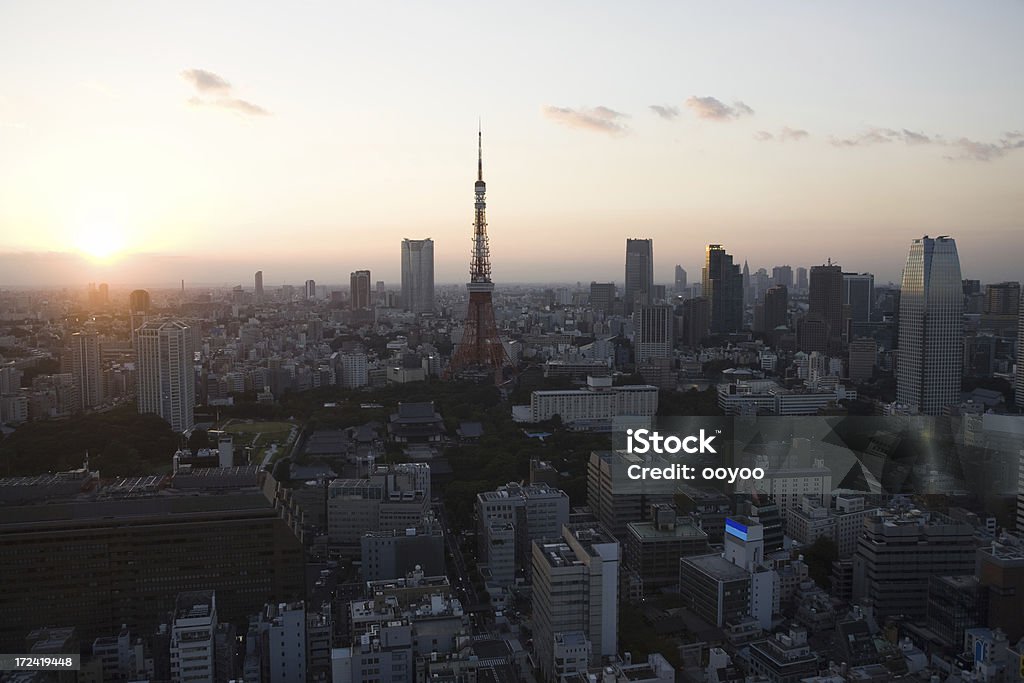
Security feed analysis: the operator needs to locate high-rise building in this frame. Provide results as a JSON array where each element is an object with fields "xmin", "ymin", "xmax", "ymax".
[
  {"xmin": 634, "ymin": 304, "xmax": 673, "ymax": 363},
  {"xmin": 809, "ymin": 262, "xmax": 843, "ymax": 350},
  {"xmin": 702, "ymin": 245, "xmax": 743, "ymax": 334},
  {"xmin": 254, "ymin": 271, "xmax": 264, "ymax": 302},
  {"xmin": 681, "ymin": 296, "xmax": 710, "ymax": 347},
  {"xmin": 985, "ymin": 282, "xmax": 1021, "ymax": 315},
  {"xmin": 742, "ymin": 260, "xmax": 752, "ymax": 307},
  {"xmin": 137, "ymin": 319, "xmax": 195, "ymax": 433},
  {"xmin": 772, "ymin": 265, "xmax": 794, "ymax": 289},
  {"xmin": 400, "ymin": 239, "xmax": 434, "ymax": 314},
  {"xmin": 796, "ymin": 267, "xmax": 808, "ymax": 292},
  {"xmin": 589, "ymin": 282, "xmax": 615, "ymax": 314},
  {"xmin": 98, "ymin": 282, "xmax": 109, "ymax": 305},
  {"xmin": 674, "ymin": 265, "xmax": 687, "ymax": 293},
  {"xmin": 449, "ymin": 129, "xmax": 506, "ymax": 378},
  {"xmin": 350, "ymin": 270, "xmax": 371, "ymax": 310},
  {"xmin": 532, "ymin": 524, "xmax": 619, "ymax": 681},
  {"xmin": 129, "ymin": 289, "xmax": 151, "ymax": 314},
  {"xmin": 624, "ymin": 239, "xmax": 654, "ymax": 315},
  {"xmin": 304, "ymin": 279, "xmax": 316, "ymax": 300},
  {"xmin": 70, "ymin": 331, "xmax": 104, "ymax": 411},
  {"xmin": 896, "ymin": 236, "xmax": 963, "ymax": 415},
  {"xmin": 842, "ymin": 272, "xmax": 875, "ymax": 324},
  {"xmin": 1016, "ymin": 293, "xmax": 1024, "ymax": 411},
  {"xmin": 848, "ymin": 338, "xmax": 877, "ymax": 383},
  {"xmin": 762, "ymin": 285, "xmax": 788, "ymax": 333}
]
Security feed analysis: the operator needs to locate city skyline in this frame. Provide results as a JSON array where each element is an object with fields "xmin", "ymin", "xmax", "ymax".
[{"xmin": 2, "ymin": 2, "xmax": 1024, "ymax": 286}]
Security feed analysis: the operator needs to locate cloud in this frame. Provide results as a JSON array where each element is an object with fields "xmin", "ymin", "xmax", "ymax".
[
  {"xmin": 181, "ymin": 68, "xmax": 269, "ymax": 116},
  {"xmin": 542, "ymin": 105, "xmax": 628, "ymax": 134},
  {"xmin": 649, "ymin": 105, "xmax": 680, "ymax": 120},
  {"xmin": 685, "ymin": 96, "xmax": 754, "ymax": 121},
  {"xmin": 755, "ymin": 127, "xmax": 809, "ymax": 142},
  {"xmin": 830, "ymin": 127, "xmax": 936, "ymax": 147},
  {"xmin": 945, "ymin": 133, "xmax": 1024, "ymax": 162}
]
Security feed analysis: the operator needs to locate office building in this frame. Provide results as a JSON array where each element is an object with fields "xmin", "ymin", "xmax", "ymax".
[
  {"xmin": 350, "ymin": 270, "xmax": 372, "ymax": 310},
  {"xmin": 129, "ymin": 289, "xmax": 151, "ymax": 313},
  {"xmin": 678, "ymin": 553, "xmax": 752, "ymax": 627},
  {"xmin": 70, "ymin": 330, "xmax": 104, "ymax": 411},
  {"xmin": 674, "ymin": 265, "xmax": 687, "ymax": 292},
  {"xmin": 0, "ymin": 469, "xmax": 304, "ymax": 651},
  {"xmin": 623, "ymin": 504, "xmax": 709, "ymax": 591},
  {"xmin": 985, "ymin": 281, "xmax": 1021, "ymax": 315},
  {"xmin": 772, "ymin": 265, "xmax": 794, "ymax": 289},
  {"xmin": 587, "ymin": 451, "xmax": 676, "ymax": 540},
  {"xmin": 809, "ymin": 262, "xmax": 843, "ymax": 350},
  {"xmin": 1017, "ymin": 294, "xmax": 1024, "ymax": 411},
  {"xmin": 170, "ymin": 591, "xmax": 217, "ymax": 683},
  {"xmin": 847, "ymin": 338, "xmax": 877, "ymax": 383},
  {"xmin": 624, "ymin": 238, "xmax": 654, "ymax": 315},
  {"xmin": 476, "ymin": 482, "xmax": 570, "ymax": 584},
  {"xmin": 305, "ymin": 279, "xmax": 316, "ymax": 300},
  {"xmin": 326, "ymin": 464, "xmax": 431, "ymax": 550},
  {"xmin": 523, "ymin": 376, "xmax": 658, "ymax": 428},
  {"xmin": 976, "ymin": 535, "xmax": 1024, "ymax": 642},
  {"xmin": 762, "ymin": 285, "xmax": 788, "ymax": 333},
  {"xmin": 681, "ymin": 296, "xmax": 710, "ymax": 347},
  {"xmin": 747, "ymin": 626, "xmax": 818, "ymax": 683},
  {"xmin": 361, "ymin": 526, "xmax": 445, "ymax": 582},
  {"xmin": 254, "ymin": 271, "xmax": 264, "ymax": 301},
  {"xmin": 532, "ymin": 524, "xmax": 619, "ymax": 681},
  {"xmin": 842, "ymin": 272, "xmax": 875, "ymax": 324},
  {"xmin": 253, "ymin": 602, "xmax": 307, "ymax": 683},
  {"xmin": 136, "ymin": 319, "xmax": 195, "ymax": 433},
  {"xmin": 796, "ymin": 267, "xmax": 808, "ymax": 292},
  {"xmin": 589, "ymin": 282, "xmax": 616, "ymax": 314},
  {"xmin": 400, "ymin": 239, "xmax": 434, "ymax": 314},
  {"xmin": 852, "ymin": 508, "xmax": 975, "ymax": 620},
  {"xmin": 702, "ymin": 244, "xmax": 743, "ymax": 334},
  {"xmin": 634, "ymin": 304, "xmax": 673, "ymax": 363},
  {"xmin": 896, "ymin": 236, "xmax": 963, "ymax": 415}
]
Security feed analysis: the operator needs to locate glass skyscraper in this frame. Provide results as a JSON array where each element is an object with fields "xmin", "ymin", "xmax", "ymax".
[
  {"xmin": 896, "ymin": 236, "xmax": 963, "ymax": 415},
  {"xmin": 401, "ymin": 238, "xmax": 435, "ymax": 314}
]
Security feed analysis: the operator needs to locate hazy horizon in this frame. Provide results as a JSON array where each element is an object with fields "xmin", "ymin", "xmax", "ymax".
[{"xmin": 2, "ymin": 1, "xmax": 1022, "ymax": 287}]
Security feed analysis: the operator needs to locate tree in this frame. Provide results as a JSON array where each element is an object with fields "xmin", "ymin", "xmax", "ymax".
[{"xmin": 187, "ymin": 428, "xmax": 209, "ymax": 452}]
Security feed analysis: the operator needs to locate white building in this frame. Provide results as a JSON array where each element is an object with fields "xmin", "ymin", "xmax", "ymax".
[
  {"xmin": 70, "ymin": 330, "xmax": 104, "ymax": 411},
  {"xmin": 339, "ymin": 353, "xmax": 368, "ymax": 389},
  {"xmin": 400, "ymin": 238, "xmax": 435, "ymax": 315},
  {"xmin": 523, "ymin": 376, "xmax": 657, "ymax": 426},
  {"xmin": 170, "ymin": 591, "xmax": 216, "ymax": 683},
  {"xmin": 256, "ymin": 602, "xmax": 306, "ymax": 683},
  {"xmin": 137, "ymin": 319, "xmax": 195, "ymax": 433}
]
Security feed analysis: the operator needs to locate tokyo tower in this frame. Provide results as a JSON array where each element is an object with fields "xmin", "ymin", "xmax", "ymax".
[{"xmin": 448, "ymin": 127, "xmax": 508, "ymax": 380}]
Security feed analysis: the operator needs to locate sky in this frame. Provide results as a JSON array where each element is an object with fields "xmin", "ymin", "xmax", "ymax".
[{"xmin": 1, "ymin": 1, "xmax": 1023, "ymax": 288}]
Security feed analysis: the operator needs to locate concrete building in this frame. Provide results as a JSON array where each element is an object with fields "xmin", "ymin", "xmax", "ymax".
[
  {"xmin": 624, "ymin": 238, "xmax": 654, "ymax": 315},
  {"xmin": 703, "ymin": 244, "xmax": 743, "ymax": 334},
  {"xmin": 476, "ymin": 482, "xmax": 570, "ymax": 584},
  {"xmin": 350, "ymin": 270, "xmax": 372, "ymax": 310},
  {"xmin": 70, "ymin": 330, "xmax": 104, "ymax": 411},
  {"xmin": 254, "ymin": 601, "xmax": 306, "ymax": 683},
  {"xmin": 137, "ymin": 319, "xmax": 195, "ymax": 433},
  {"xmin": 678, "ymin": 553, "xmax": 751, "ymax": 628},
  {"xmin": 747, "ymin": 625, "xmax": 818, "ymax": 683},
  {"xmin": 848, "ymin": 337, "xmax": 877, "ymax": 383},
  {"xmin": 523, "ymin": 375, "xmax": 658, "ymax": 428},
  {"xmin": 976, "ymin": 534, "xmax": 1024, "ymax": 642},
  {"xmin": 634, "ymin": 304, "xmax": 673, "ymax": 363},
  {"xmin": 589, "ymin": 282, "xmax": 616, "ymax": 315},
  {"xmin": 717, "ymin": 379, "xmax": 856, "ymax": 416},
  {"xmin": 622, "ymin": 504, "xmax": 709, "ymax": 591},
  {"xmin": 400, "ymin": 239, "xmax": 434, "ymax": 315},
  {"xmin": 170, "ymin": 591, "xmax": 217, "ymax": 683},
  {"xmin": 852, "ymin": 508, "xmax": 976, "ymax": 620},
  {"xmin": 532, "ymin": 524, "xmax": 619, "ymax": 681},
  {"xmin": 361, "ymin": 525, "xmax": 445, "ymax": 582},
  {"xmin": 327, "ymin": 464, "xmax": 431, "ymax": 550},
  {"xmin": 587, "ymin": 451, "xmax": 676, "ymax": 541}
]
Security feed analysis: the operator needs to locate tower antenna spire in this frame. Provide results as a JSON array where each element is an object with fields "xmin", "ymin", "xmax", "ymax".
[{"xmin": 477, "ymin": 120, "xmax": 483, "ymax": 182}]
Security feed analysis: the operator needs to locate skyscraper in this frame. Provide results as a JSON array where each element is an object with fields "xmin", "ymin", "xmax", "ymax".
[
  {"xmin": 763, "ymin": 285, "xmax": 788, "ymax": 333},
  {"xmin": 842, "ymin": 272, "xmax": 875, "ymax": 324},
  {"xmin": 772, "ymin": 265, "xmax": 794, "ymax": 289},
  {"xmin": 254, "ymin": 270, "xmax": 264, "ymax": 302},
  {"xmin": 350, "ymin": 270, "xmax": 371, "ymax": 309},
  {"xmin": 624, "ymin": 239, "xmax": 654, "ymax": 315},
  {"xmin": 137, "ymin": 319, "xmax": 195, "ymax": 433},
  {"xmin": 702, "ymin": 244, "xmax": 743, "ymax": 334},
  {"xmin": 70, "ymin": 331, "xmax": 104, "ymax": 411},
  {"xmin": 896, "ymin": 236, "xmax": 963, "ymax": 415},
  {"xmin": 796, "ymin": 267, "xmax": 808, "ymax": 292},
  {"xmin": 634, "ymin": 304, "xmax": 673, "ymax": 363},
  {"xmin": 681, "ymin": 297, "xmax": 710, "ymax": 347},
  {"xmin": 674, "ymin": 265, "xmax": 687, "ymax": 293},
  {"xmin": 129, "ymin": 289, "xmax": 151, "ymax": 314},
  {"xmin": 1016, "ymin": 293, "xmax": 1024, "ymax": 411},
  {"xmin": 589, "ymin": 282, "xmax": 615, "ymax": 314},
  {"xmin": 449, "ymin": 128, "xmax": 506, "ymax": 378},
  {"xmin": 400, "ymin": 239, "xmax": 435, "ymax": 314},
  {"xmin": 304, "ymin": 279, "xmax": 316, "ymax": 300},
  {"xmin": 809, "ymin": 262, "xmax": 843, "ymax": 350}
]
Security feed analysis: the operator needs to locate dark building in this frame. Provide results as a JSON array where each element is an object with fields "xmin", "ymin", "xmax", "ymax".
[
  {"xmin": 680, "ymin": 296, "xmax": 710, "ymax": 347},
  {"xmin": 624, "ymin": 238, "xmax": 654, "ymax": 315},
  {"xmin": 926, "ymin": 575, "xmax": 988, "ymax": 649},
  {"xmin": 0, "ymin": 471, "xmax": 304, "ymax": 650},
  {"xmin": 985, "ymin": 281, "xmax": 1021, "ymax": 315},
  {"xmin": 589, "ymin": 282, "xmax": 616, "ymax": 314},
  {"xmin": 387, "ymin": 401, "xmax": 445, "ymax": 443},
  {"xmin": 622, "ymin": 504, "xmax": 710, "ymax": 591},
  {"xmin": 674, "ymin": 265, "xmax": 687, "ymax": 292},
  {"xmin": 763, "ymin": 285, "xmax": 788, "ymax": 335},
  {"xmin": 976, "ymin": 537, "xmax": 1024, "ymax": 642},
  {"xmin": 809, "ymin": 262, "xmax": 843, "ymax": 350},
  {"xmin": 702, "ymin": 245, "xmax": 743, "ymax": 334},
  {"xmin": 797, "ymin": 315, "xmax": 829, "ymax": 354},
  {"xmin": 842, "ymin": 272, "xmax": 874, "ymax": 325},
  {"xmin": 772, "ymin": 265, "xmax": 794, "ymax": 289},
  {"xmin": 129, "ymin": 289, "xmax": 151, "ymax": 313},
  {"xmin": 350, "ymin": 270, "xmax": 372, "ymax": 310}
]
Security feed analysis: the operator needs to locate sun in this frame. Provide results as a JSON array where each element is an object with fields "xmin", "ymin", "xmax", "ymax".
[{"xmin": 73, "ymin": 218, "xmax": 128, "ymax": 261}]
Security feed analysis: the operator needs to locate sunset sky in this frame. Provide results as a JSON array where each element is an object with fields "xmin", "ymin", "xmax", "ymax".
[{"xmin": 1, "ymin": 1, "xmax": 1023, "ymax": 287}]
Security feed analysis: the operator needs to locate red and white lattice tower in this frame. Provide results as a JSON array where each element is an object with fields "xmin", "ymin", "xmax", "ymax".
[{"xmin": 448, "ymin": 128, "xmax": 508, "ymax": 380}]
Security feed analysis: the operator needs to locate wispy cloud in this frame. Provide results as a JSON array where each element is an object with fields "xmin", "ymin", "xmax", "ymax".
[
  {"xmin": 755, "ymin": 126, "xmax": 809, "ymax": 142},
  {"xmin": 685, "ymin": 96, "xmax": 754, "ymax": 121},
  {"xmin": 830, "ymin": 127, "xmax": 936, "ymax": 147},
  {"xmin": 649, "ymin": 105, "xmax": 680, "ymax": 120},
  {"xmin": 945, "ymin": 133, "xmax": 1024, "ymax": 162},
  {"xmin": 542, "ymin": 105, "xmax": 628, "ymax": 134},
  {"xmin": 181, "ymin": 68, "xmax": 270, "ymax": 117}
]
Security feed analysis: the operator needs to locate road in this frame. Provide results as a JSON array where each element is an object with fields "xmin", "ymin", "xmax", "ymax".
[{"xmin": 433, "ymin": 501, "xmax": 488, "ymax": 617}]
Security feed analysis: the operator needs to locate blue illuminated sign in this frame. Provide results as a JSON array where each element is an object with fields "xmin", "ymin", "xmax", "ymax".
[{"xmin": 725, "ymin": 518, "xmax": 749, "ymax": 541}]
